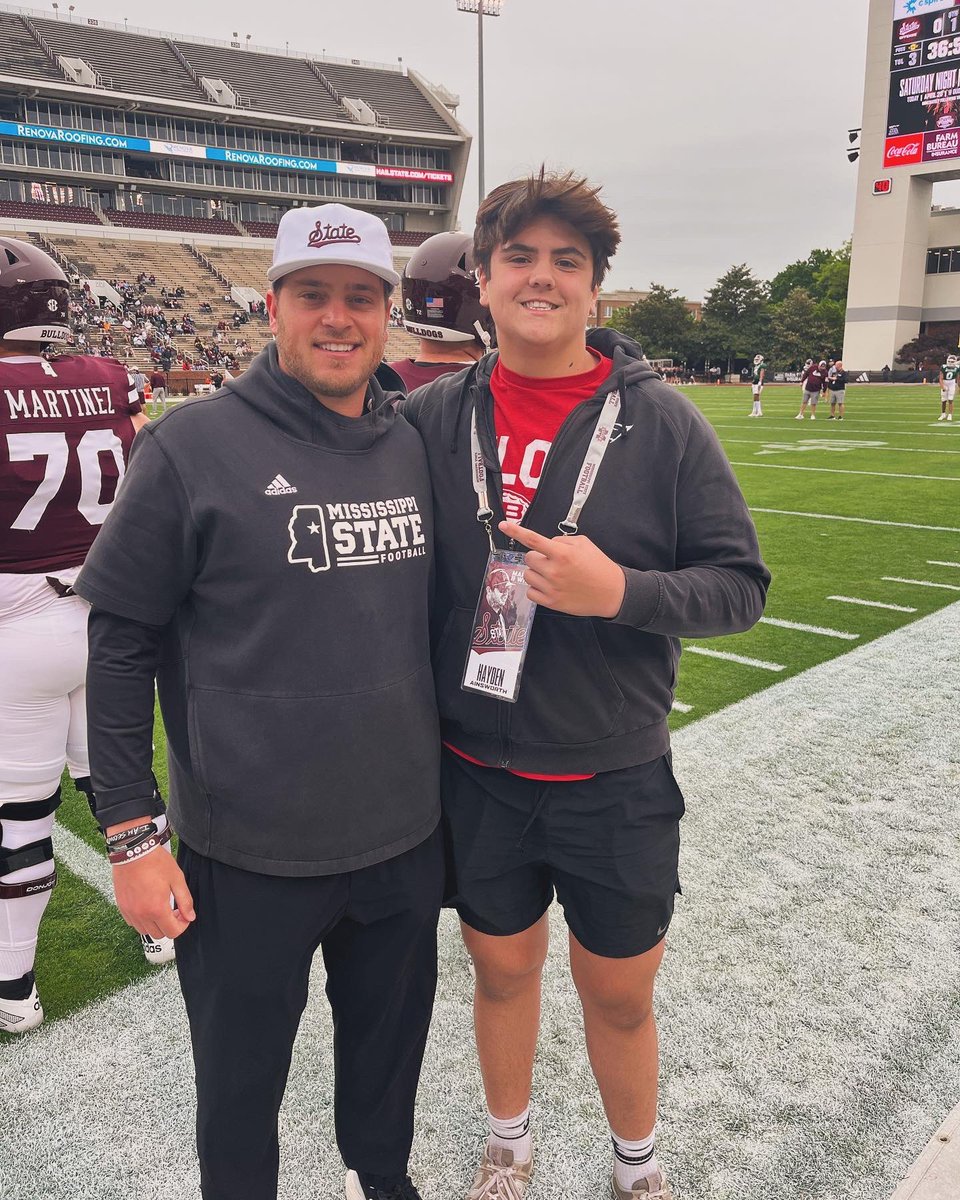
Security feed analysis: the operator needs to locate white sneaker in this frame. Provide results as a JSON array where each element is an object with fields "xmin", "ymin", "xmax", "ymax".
[
  {"xmin": 810, "ymin": 414, "xmax": 816, "ymax": 420},
  {"xmin": 949, "ymin": 414, "xmax": 954, "ymax": 421},
  {"xmin": 0, "ymin": 978, "xmax": 43, "ymax": 1034},
  {"xmin": 465, "ymin": 1144, "xmax": 533, "ymax": 1199},
  {"xmin": 795, "ymin": 413, "xmax": 804, "ymax": 420},
  {"xmin": 141, "ymin": 933, "xmax": 176, "ymax": 965},
  {"xmin": 939, "ymin": 413, "xmax": 947, "ymax": 421}
]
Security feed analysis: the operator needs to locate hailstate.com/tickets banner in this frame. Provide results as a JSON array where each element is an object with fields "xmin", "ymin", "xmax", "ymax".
[{"xmin": 887, "ymin": 0, "xmax": 960, "ymax": 165}]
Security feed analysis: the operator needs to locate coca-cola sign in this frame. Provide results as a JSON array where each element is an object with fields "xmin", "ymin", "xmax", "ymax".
[{"xmin": 884, "ymin": 133, "xmax": 924, "ymax": 165}]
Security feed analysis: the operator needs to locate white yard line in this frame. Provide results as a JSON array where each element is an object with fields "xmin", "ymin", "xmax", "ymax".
[
  {"xmin": 53, "ymin": 824, "xmax": 113, "ymax": 903},
  {"xmin": 928, "ymin": 560, "xmax": 960, "ymax": 568},
  {"xmin": 882, "ymin": 577, "xmax": 960, "ymax": 592},
  {"xmin": 750, "ymin": 507, "xmax": 960, "ymax": 534},
  {"xmin": 711, "ymin": 422, "xmax": 957, "ymax": 439},
  {"xmin": 730, "ymin": 461, "xmax": 960, "ymax": 483},
  {"xmin": 718, "ymin": 439, "xmax": 960, "ymax": 457},
  {"xmin": 684, "ymin": 645, "xmax": 785, "ymax": 671},
  {"xmin": 758, "ymin": 616, "xmax": 859, "ymax": 640},
  {"xmin": 672, "ymin": 701, "xmax": 693, "ymax": 714},
  {"xmin": 828, "ymin": 595, "xmax": 918, "ymax": 613}
]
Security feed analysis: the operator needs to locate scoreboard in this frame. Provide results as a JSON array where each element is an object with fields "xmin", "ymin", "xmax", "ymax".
[{"xmin": 886, "ymin": 0, "xmax": 960, "ymax": 166}]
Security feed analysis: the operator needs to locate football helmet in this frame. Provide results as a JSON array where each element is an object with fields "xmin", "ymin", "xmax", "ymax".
[
  {"xmin": 401, "ymin": 232, "xmax": 491, "ymax": 347},
  {"xmin": 754, "ymin": 354, "xmax": 764, "ymax": 365},
  {"xmin": 947, "ymin": 354, "xmax": 959, "ymax": 367},
  {"xmin": 0, "ymin": 237, "xmax": 70, "ymax": 344}
]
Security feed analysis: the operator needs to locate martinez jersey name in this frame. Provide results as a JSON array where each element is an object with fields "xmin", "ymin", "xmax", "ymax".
[{"xmin": 6, "ymin": 386, "xmax": 120, "ymax": 420}]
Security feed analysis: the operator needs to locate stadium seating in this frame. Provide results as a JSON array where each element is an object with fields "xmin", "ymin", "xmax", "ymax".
[
  {"xmin": 242, "ymin": 221, "xmax": 281, "ymax": 240},
  {"xmin": 105, "ymin": 211, "xmax": 243, "ymax": 236},
  {"xmin": 32, "ymin": 17, "xmax": 208, "ymax": 103},
  {"xmin": 314, "ymin": 61, "xmax": 451, "ymax": 134},
  {"xmin": 389, "ymin": 231, "xmax": 434, "ymax": 247},
  {"xmin": 0, "ymin": 12, "xmax": 66, "ymax": 84},
  {"xmin": 0, "ymin": 200, "xmax": 103, "ymax": 224},
  {"xmin": 167, "ymin": 41, "xmax": 343, "ymax": 123},
  {"xmin": 11, "ymin": 19, "xmax": 453, "ymax": 134}
]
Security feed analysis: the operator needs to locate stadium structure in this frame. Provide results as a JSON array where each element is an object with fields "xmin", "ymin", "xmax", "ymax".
[
  {"xmin": 0, "ymin": 2, "xmax": 471, "ymax": 378},
  {"xmin": 846, "ymin": 0, "xmax": 960, "ymax": 369}
]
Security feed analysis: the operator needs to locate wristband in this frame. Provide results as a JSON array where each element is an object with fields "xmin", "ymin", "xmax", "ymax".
[
  {"xmin": 105, "ymin": 822, "xmax": 156, "ymax": 848},
  {"xmin": 109, "ymin": 824, "xmax": 172, "ymax": 867}
]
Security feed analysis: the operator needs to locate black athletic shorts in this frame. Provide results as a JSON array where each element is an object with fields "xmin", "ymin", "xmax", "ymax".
[{"xmin": 441, "ymin": 747, "xmax": 684, "ymax": 959}]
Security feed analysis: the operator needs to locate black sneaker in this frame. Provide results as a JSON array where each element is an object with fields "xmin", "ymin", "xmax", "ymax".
[{"xmin": 345, "ymin": 1169, "xmax": 423, "ymax": 1199}]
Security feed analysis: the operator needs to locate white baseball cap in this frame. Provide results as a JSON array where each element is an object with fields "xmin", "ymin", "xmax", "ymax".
[{"xmin": 268, "ymin": 204, "xmax": 400, "ymax": 289}]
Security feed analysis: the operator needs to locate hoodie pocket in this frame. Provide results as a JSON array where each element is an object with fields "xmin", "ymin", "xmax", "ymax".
[
  {"xmin": 507, "ymin": 613, "xmax": 627, "ymax": 746},
  {"xmin": 185, "ymin": 667, "xmax": 440, "ymax": 865},
  {"xmin": 434, "ymin": 604, "xmax": 501, "ymax": 737},
  {"xmin": 434, "ymin": 605, "xmax": 627, "ymax": 746}
]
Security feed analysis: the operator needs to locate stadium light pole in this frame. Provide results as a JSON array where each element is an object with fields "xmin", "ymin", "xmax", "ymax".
[{"xmin": 456, "ymin": 0, "xmax": 503, "ymax": 206}]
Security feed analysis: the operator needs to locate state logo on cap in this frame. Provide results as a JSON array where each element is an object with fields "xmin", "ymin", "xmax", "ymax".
[{"xmin": 268, "ymin": 204, "xmax": 400, "ymax": 288}]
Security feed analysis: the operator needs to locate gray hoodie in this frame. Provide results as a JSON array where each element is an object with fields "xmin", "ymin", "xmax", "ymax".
[{"xmin": 78, "ymin": 344, "xmax": 440, "ymax": 875}]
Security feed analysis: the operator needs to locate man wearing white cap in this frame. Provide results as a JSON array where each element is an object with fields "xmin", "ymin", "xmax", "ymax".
[{"xmin": 78, "ymin": 204, "xmax": 443, "ymax": 1200}]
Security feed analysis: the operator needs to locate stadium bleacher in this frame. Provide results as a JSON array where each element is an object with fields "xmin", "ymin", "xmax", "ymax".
[
  {"xmin": 32, "ymin": 17, "xmax": 209, "ymax": 102},
  {"xmin": 0, "ymin": 11, "xmax": 64, "ymax": 83},
  {"xmin": 105, "ymin": 211, "xmax": 243, "ymax": 237},
  {"xmin": 0, "ymin": 199, "xmax": 102, "ymax": 224}
]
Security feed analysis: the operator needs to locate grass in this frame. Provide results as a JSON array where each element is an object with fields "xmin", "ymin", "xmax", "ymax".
[
  {"xmin": 667, "ymin": 382, "xmax": 959, "ymax": 727},
  {"xmin": 8, "ymin": 382, "xmax": 957, "ymax": 1031}
]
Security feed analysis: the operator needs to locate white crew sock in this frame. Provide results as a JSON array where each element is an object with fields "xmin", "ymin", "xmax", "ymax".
[
  {"xmin": 487, "ymin": 1107, "xmax": 532, "ymax": 1164},
  {"xmin": 612, "ymin": 1127, "xmax": 659, "ymax": 1190}
]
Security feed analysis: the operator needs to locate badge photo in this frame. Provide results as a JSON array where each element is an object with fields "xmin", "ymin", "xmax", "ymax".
[{"xmin": 462, "ymin": 549, "xmax": 537, "ymax": 703}]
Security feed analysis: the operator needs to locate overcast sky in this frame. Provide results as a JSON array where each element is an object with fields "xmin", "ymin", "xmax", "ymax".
[{"xmin": 42, "ymin": 0, "xmax": 874, "ymax": 298}]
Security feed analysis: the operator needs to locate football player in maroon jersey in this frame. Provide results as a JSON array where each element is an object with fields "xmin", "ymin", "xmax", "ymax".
[
  {"xmin": 0, "ymin": 237, "xmax": 155, "ymax": 1033},
  {"xmin": 389, "ymin": 231, "xmax": 491, "ymax": 390}
]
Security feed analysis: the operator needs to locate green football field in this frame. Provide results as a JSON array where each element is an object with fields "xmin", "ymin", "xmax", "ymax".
[{"xmin": 5, "ymin": 382, "xmax": 958, "ymax": 1038}]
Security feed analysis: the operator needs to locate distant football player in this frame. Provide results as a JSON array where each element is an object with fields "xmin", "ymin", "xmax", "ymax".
[
  {"xmin": 390, "ymin": 231, "xmax": 491, "ymax": 390},
  {"xmin": 797, "ymin": 360, "xmax": 828, "ymax": 420},
  {"xmin": 939, "ymin": 354, "xmax": 958, "ymax": 421},
  {"xmin": 0, "ymin": 237, "xmax": 155, "ymax": 1034},
  {"xmin": 749, "ymin": 353, "xmax": 766, "ymax": 417},
  {"xmin": 827, "ymin": 361, "xmax": 847, "ymax": 420}
]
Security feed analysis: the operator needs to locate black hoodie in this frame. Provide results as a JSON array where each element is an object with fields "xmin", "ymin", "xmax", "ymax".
[
  {"xmin": 401, "ymin": 328, "xmax": 770, "ymax": 775},
  {"xmin": 78, "ymin": 344, "xmax": 440, "ymax": 875}
]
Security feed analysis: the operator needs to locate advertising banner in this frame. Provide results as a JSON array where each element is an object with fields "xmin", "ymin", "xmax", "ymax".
[
  {"xmin": 0, "ymin": 119, "xmax": 454, "ymax": 185},
  {"xmin": 887, "ymin": 0, "xmax": 960, "ymax": 164}
]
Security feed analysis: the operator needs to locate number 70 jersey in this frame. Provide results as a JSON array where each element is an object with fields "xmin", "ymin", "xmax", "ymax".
[{"xmin": 1, "ymin": 355, "xmax": 141, "ymax": 572}]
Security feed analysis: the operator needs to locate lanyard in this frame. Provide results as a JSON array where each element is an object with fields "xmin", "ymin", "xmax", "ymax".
[{"xmin": 470, "ymin": 388, "xmax": 621, "ymax": 550}]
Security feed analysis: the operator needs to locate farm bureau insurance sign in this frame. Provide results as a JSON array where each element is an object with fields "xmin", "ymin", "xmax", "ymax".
[{"xmin": 886, "ymin": 0, "xmax": 960, "ymax": 166}]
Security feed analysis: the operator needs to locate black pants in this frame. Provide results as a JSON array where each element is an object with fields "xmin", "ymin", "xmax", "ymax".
[{"xmin": 175, "ymin": 827, "xmax": 444, "ymax": 1200}]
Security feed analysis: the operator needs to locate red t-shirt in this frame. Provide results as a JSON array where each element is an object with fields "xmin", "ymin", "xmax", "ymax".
[
  {"xmin": 446, "ymin": 349, "xmax": 614, "ymax": 781},
  {"xmin": 1, "ymin": 355, "xmax": 141, "ymax": 572}
]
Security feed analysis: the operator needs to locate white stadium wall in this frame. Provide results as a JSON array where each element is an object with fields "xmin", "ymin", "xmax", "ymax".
[{"xmin": 845, "ymin": 0, "xmax": 960, "ymax": 368}]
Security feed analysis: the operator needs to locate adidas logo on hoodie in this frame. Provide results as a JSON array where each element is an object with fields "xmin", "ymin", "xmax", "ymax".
[{"xmin": 265, "ymin": 474, "xmax": 298, "ymax": 496}]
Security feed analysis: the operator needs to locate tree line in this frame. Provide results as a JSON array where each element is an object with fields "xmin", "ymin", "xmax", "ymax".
[{"xmin": 609, "ymin": 245, "xmax": 850, "ymax": 373}]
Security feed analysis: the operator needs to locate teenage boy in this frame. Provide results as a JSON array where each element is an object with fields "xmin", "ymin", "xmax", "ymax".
[{"xmin": 402, "ymin": 170, "xmax": 770, "ymax": 1200}]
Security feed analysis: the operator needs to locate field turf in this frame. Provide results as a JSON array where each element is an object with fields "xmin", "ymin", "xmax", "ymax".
[{"xmin": 3, "ymin": 382, "xmax": 956, "ymax": 1035}]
